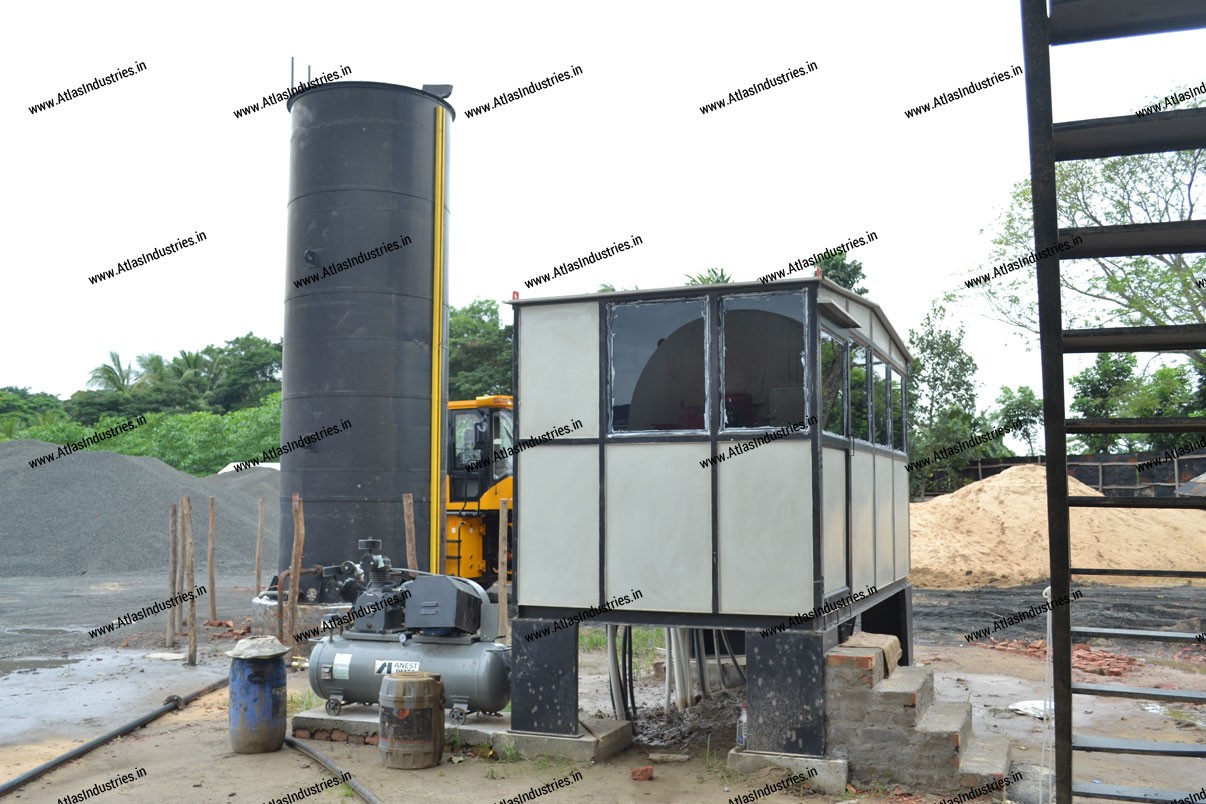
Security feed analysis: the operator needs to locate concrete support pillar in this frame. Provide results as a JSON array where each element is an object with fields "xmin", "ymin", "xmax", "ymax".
[
  {"xmin": 510, "ymin": 618, "xmax": 580, "ymax": 736},
  {"xmin": 746, "ymin": 626, "xmax": 838, "ymax": 756}
]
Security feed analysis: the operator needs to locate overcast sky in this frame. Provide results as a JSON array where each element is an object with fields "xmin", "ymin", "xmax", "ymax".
[{"xmin": 6, "ymin": 1, "xmax": 1204, "ymax": 452}]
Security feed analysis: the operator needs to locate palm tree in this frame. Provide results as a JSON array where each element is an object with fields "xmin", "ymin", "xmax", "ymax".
[
  {"xmin": 34, "ymin": 410, "xmax": 63, "ymax": 426},
  {"xmin": 136, "ymin": 353, "xmax": 170, "ymax": 387},
  {"xmin": 684, "ymin": 267, "xmax": 732, "ymax": 285},
  {"xmin": 0, "ymin": 418, "xmax": 18, "ymax": 439},
  {"xmin": 176, "ymin": 350, "xmax": 205, "ymax": 378},
  {"xmin": 88, "ymin": 351, "xmax": 139, "ymax": 393}
]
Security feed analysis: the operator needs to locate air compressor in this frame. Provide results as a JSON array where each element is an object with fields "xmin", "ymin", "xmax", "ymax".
[{"xmin": 306, "ymin": 539, "xmax": 511, "ymax": 724}]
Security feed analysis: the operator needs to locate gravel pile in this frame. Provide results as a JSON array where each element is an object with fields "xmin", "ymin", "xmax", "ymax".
[{"xmin": 0, "ymin": 440, "xmax": 281, "ymax": 577}]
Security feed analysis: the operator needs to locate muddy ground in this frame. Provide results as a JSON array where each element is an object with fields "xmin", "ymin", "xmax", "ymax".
[{"xmin": 1, "ymin": 576, "xmax": 1203, "ymax": 803}]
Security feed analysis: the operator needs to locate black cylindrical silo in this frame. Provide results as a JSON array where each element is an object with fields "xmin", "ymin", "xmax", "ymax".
[{"xmin": 281, "ymin": 82, "xmax": 453, "ymax": 602}]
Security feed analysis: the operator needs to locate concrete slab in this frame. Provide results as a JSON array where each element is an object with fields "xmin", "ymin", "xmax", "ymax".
[
  {"xmin": 292, "ymin": 704, "xmax": 509, "ymax": 745},
  {"xmin": 506, "ymin": 717, "xmax": 632, "ymax": 763},
  {"xmin": 726, "ymin": 747, "xmax": 847, "ymax": 796},
  {"xmin": 291, "ymin": 707, "xmax": 632, "ymax": 763}
]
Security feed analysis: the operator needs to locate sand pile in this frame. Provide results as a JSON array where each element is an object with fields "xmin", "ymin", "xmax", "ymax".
[
  {"xmin": 909, "ymin": 464, "xmax": 1206, "ymax": 589},
  {"xmin": 0, "ymin": 440, "xmax": 280, "ymax": 577}
]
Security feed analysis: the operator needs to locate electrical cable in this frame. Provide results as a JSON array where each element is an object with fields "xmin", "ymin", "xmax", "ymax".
[
  {"xmin": 694, "ymin": 629, "xmax": 710, "ymax": 698},
  {"xmin": 709, "ymin": 626, "xmax": 718, "ymax": 694},
  {"xmin": 620, "ymin": 625, "xmax": 632, "ymax": 720},
  {"xmin": 606, "ymin": 624, "xmax": 623, "ymax": 719},
  {"xmin": 663, "ymin": 627, "xmax": 673, "ymax": 714},
  {"xmin": 719, "ymin": 630, "xmax": 746, "ymax": 682},
  {"xmin": 626, "ymin": 625, "xmax": 636, "ymax": 719}
]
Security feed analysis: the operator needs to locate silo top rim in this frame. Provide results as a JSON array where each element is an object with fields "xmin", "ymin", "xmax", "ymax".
[{"xmin": 286, "ymin": 81, "xmax": 456, "ymax": 119}]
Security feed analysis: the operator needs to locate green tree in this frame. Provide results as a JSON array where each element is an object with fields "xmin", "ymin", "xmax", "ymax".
[
  {"xmin": 1068, "ymin": 353, "xmax": 1138, "ymax": 453},
  {"xmin": 1122, "ymin": 364, "xmax": 1203, "ymax": 452},
  {"xmin": 817, "ymin": 251, "xmax": 869, "ymax": 295},
  {"xmin": 88, "ymin": 351, "xmax": 139, "ymax": 393},
  {"xmin": 449, "ymin": 299, "xmax": 513, "ymax": 399},
  {"xmin": 907, "ymin": 302, "xmax": 979, "ymax": 499},
  {"xmin": 64, "ymin": 390, "xmax": 134, "ymax": 425},
  {"xmin": 994, "ymin": 385, "xmax": 1044, "ymax": 456},
  {"xmin": 202, "ymin": 334, "xmax": 281, "ymax": 412},
  {"xmin": 684, "ymin": 267, "xmax": 732, "ymax": 285},
  {"xmin": 968, "ymin": 90, "xmax": 1204, "ymax": 371},
  {"xmin": 596, "ymin": 282, "xmax": 639, "ymax": 293},
  {"xmin": 0, "ymin": 386, "xmax": 67, "ymax": 429}
]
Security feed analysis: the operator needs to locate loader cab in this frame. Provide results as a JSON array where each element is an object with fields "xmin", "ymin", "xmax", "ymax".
[
  {"xmin": 445, "ymin": 396, "xmax": 515, "ymax": 584},
  {"xmin": 448, "ymin": 398, "xmax": 514, "ymax": 502}
]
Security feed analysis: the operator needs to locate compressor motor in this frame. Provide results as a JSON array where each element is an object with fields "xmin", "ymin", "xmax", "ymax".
[{"xmin": 306, "ymin": 539, "xmax": 511, "ymax": 724}]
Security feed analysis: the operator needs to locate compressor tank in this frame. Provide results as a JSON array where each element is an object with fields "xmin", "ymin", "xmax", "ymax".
[{"xmin": 309, "ymin": 635, "xmax": 510, "ymax": 713}]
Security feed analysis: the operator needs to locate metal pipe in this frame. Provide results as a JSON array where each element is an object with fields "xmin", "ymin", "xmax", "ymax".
[
  {"xmin": 0, "ymin": 676, "xmax": 229, "ymax": 797},
  {"xmin": 284, "ymin": 736, "xmax": 382, "ymax": 804}
]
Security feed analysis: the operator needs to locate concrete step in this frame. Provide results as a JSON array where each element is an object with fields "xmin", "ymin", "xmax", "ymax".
[
  {"xmin": 957, "ymin": 735, "xmax": 1012, "ymax": 788},
  {"xmin": 917, "ymin": 700, "xmax": 972, "ymax": 755},
  {"xmin": 872, "ymin": 665, "xmax": 934, "ymax": 719}
]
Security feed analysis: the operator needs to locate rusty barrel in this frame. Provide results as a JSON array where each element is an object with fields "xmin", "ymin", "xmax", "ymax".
[{"xmin": 378, "ymin": 671, "xmax": 445, "ymax": 769}]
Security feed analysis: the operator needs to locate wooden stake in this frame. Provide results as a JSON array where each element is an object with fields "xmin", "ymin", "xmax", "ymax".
[
  {"xmin": 403, "ymin": 493, "xmax": 417, "ymax": 571},
  {"xmin": 255, "ymin": 497, "xmax": 265, "ymax": 595},
  {"xmin": 498, "ymin": 498, "xmax": 510, "ymax": 640},
  {"xmin": 174, "ymin": 506, "xmax": 185, "ymax": 637},
  {"xmin": 183, "ymin": 496, "xmax": 196, "ymax": 666},
  {"xmin": 167, "ymin": 503, "xmax": 177, "ymax": 648},
  {"xmin": 207, "ymin": 496, "xmax": 217, "ymax": 622},
  {"xmin": 288, "ymin": 493, "xmax": 305, "ymax": 648}
]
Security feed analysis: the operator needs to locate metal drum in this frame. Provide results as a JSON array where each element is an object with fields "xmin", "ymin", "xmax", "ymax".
[
  {"xmin": 379, "ymin": 672, "xmax": 445, "ymax": 769},
  {"xmin": 229, "ymin": 656, "xmax": 287, "ymax": 753}
]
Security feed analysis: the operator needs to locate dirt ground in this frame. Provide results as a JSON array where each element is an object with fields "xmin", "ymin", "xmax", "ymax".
[{"xmin": 2, "ymin": 577, "xmax": 1204, "ymax": 803}]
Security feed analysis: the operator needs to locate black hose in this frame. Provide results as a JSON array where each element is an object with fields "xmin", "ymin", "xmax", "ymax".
[
  {"xmin": 0, "ymin": 676, "xmax": 230, "ymax": 798},
  {"xmin": 285, "ymin": 736, "xmax": 382, "ymax": 804},
  {"xmin": 719, "ymin": 630, "xmax": 746, "ymax": 682},
  {"xmin": 694, "ymin": 629, "xmax": 710, "ymax": 698},
  {"xmin": 625, "ymin": 625, "xmax": 636, "ymax": 719},
  {"xmin": 627, "ymin": 626, "xmax": 636, "ymax": 718}
]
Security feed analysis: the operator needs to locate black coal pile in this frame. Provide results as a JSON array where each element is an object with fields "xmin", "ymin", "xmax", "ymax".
[{"xmin": 0, "ymin": 440, "xmax": 281, "ymax": 577}]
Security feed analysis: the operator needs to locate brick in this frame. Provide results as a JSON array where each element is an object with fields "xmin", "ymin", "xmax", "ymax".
[
  {"xmin": 313, "ymin": 730, "xmax": 331, "ymax": 741},
  {"xmin": 365, "ymin": 736, "xmax": 379, "ymax": 745},
  {"xmin": 842, "ymin": 632, "xmax": 903, "ymax": 674},
  {"xmin": 348, "ymin": 735, "xmax": 365, "ymax": 745},
  {"xmin": 331, "ymin": 729, "xmax": 348, "ymax": 742},
  {"xmin": 293, "ymin": 729, "xmax": 311, "ymax": 739},
  {"xmin": 631, "ymin": 766, "xmax": 654, "ymax": 781}
]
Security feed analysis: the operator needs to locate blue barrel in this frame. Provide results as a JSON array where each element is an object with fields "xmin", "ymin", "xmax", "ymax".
[{"xmin": 229, "ymin": 656, "xmax": 286, "ymax": 753}]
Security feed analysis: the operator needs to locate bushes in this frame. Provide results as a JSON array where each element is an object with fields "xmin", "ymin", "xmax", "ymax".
[{"xmin": 10, "ymin": 393, "xmax": 283, "ymax": 477}]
